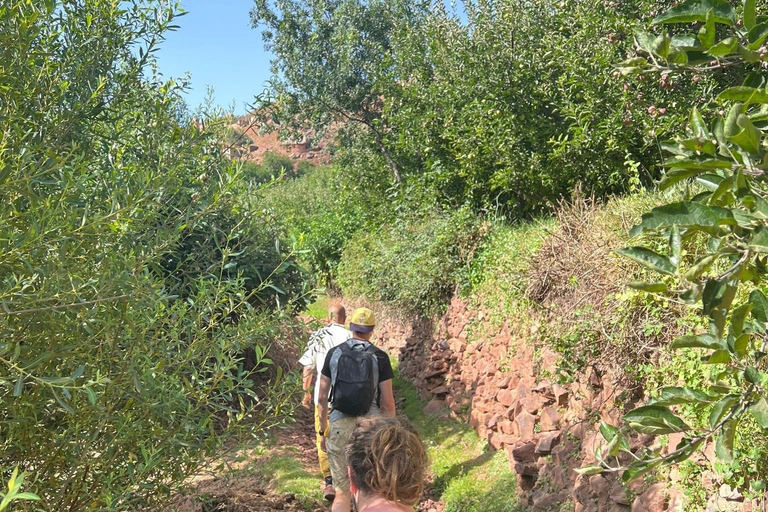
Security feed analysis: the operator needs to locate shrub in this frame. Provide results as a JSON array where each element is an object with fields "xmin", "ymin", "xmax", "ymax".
[
  {"xmin": 295, "ymin": 159, "xmax": 316, "ymax": 176},
  {"xmin": 0, "ymin": 2, "xmax": 304, "ymax": 509},
  {"xmin": 336, "ymin": 208, "xmax": 483, "ymax": 316},
  {"xmin": 262, "ymin": 151, "xmax": 294, "ymax": 176},
  {"xmin": 259, "ymin": 163, "xmax": 393, "ymax": 284}
]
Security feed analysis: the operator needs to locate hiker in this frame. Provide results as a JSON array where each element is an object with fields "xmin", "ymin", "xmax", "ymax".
[
  {"xmin": 317, "ymin": 308, "xmax": 396, "ymax": 512},
  {"xmin": 299, "ymin": 304, "xmax": 351, "ymax": 502},
  {"xmin": 345, "ymin": 417, "xmax": 428, "ymax": 512}
]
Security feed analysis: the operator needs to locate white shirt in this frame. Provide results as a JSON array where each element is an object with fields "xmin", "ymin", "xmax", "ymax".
[{"xmin": 298, "ymin": 323, "xmax": 351, "ymax": 404}]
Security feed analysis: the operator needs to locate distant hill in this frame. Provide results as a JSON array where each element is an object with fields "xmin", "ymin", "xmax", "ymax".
[{"xmin": 228, "ymin": 113, "xmax": 331, "ymax": 165}]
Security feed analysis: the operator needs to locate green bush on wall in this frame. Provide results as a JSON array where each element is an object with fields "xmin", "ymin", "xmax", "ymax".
[{"xmin": 336, "ymin": 208, "xmax": 482, "ymax": 316}]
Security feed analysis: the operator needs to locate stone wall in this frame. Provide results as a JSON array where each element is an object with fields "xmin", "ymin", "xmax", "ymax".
[{"xmin": 361, "ymin": 296, "xmax": 764, "ymax": 512}]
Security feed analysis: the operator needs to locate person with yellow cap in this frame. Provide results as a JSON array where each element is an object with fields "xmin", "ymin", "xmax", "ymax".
[{"xmin": 316, "ymin": 307, "xmax": 396, "ymax": 512}]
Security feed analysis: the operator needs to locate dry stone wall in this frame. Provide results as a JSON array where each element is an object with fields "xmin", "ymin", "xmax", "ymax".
[{"xmin": 358, "ymin": 296, "xmax": 765, "ymax": 512}]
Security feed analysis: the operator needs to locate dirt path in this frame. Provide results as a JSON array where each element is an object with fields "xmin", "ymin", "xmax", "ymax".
[{"xmin": 170, "ymin": 408, "xmax": 324, "ymax": 512}]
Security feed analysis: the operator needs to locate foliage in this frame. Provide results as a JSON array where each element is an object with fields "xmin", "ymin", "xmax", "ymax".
[
  {"xmin": 295, "ymin": 159, "xmax": 316, "ymax": 176},
  {"xmin": 582, "ymin": 0, "xmax": 768, "ymax": 486},
  {"xmin": 259, "ymin": 164, "xmax": 392, "ymax": 284},
  {"xmin": 251, "ymin": 0, "xmax": 432, "ymax": 182},
  {"xmin": 0, "ymin": 468, "xmax": 40, "ymax": 511},
  {"xmin": 0, "ymin": 1, "xmax": 305, "ymax": 509},
  {"xmin": 336, "ymin": 208, "xmax": 482, "ymax": 316},
  {"xmin": 224, "ymin": 126, "xmax": 255, "ymax": 148},
  {"xmin": 262, "ymin": 151, "xmax": 294, "ymax": 176},
  {"xmin": 240, "ymin": 160, "xmax": 277, "ymax": 184}
]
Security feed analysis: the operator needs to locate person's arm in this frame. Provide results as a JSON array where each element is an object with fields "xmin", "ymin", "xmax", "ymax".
[
  {"xmin": 301, "ymin": 365, "xmax": 314, "ymax": 409},
  {"xmin": 317, "ymin": 374, "xmax": 332, "ymax": 450},
  {"xmin": 378, "ymin": 379, "xmax": 395, "ymax": 417}
]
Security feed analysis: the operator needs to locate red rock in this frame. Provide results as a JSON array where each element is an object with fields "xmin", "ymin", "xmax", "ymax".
[
  {"xmin": 496, "ymin": 389, "xmax": 516, "ymax": 407},
  {"xmin": 422, "ymin": 398, "xmax": 446, "ymax": 416},
  {"xmin": 489, "ymin": 432, "xmax": 504, "ymax": 450},
  {"xmin": 486, "ymin": 413, "xmax": 501, "ymax": 429},
  {"xmin": 498, "ymin": 377, "xmax": 511, "ymax": 388},
  {"xmin": 632, "ymin": 483, "xmax": 667, "ymax": 512},
  {"xmin": 499, "ymin": 419, "xmax": 516, "ymax": 435},
  {"xmin": 532, "ymin": 490, "xmax": 566, "ymax": 510},
  {"xmin": 540, "ymin": 406, "xmax": 561, "ymax": 431},
  {"xmin": 431, "ymin": 385, "xmax": 450, "ymax": 396},
  {"xmin": 514, "ymin": 410, "xmax": 537, "ymax": 442},
  {"xmin": 609, "ymin": 483, "xmax": 630, "ymax": 506},
  {"xmin": 521, "ymin": 393, "xmax": 546, "ymax": 415},
  {"xmin": 510, "ymin": 441, "xmax": 537, "ymax": 463},
  {"xmin": 534, "ymin": 431, "xmax": 561, "ymax": 455}
]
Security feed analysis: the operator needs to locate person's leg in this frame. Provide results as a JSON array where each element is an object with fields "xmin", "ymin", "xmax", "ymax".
[
  {"xmin": 314, "ymin": 406, "xmax": 334, "ymax": 500},
  {"xmin": 326, "ymin": 417, "xmax": 356, "ymax": 512}
]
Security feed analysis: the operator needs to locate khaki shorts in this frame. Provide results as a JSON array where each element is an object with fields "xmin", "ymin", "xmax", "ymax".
[{"xmin": 325, "ymin": 416, "xmax": 359, "ymax": 492}]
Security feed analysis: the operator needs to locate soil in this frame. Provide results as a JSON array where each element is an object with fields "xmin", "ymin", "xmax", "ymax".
[{"xmin": 170, "ymin": 408, "xmax": 323, "ymax": 512}]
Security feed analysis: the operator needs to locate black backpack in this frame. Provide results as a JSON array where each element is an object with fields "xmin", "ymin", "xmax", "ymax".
[{"xmin": 329, "ymin": 340, "xmax": 379, "ymax": 416}]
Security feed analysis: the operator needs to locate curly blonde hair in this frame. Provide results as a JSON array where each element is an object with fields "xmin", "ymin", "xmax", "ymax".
[{"xmin": 344, "ymin": 416, "xmax": 428, "ymax": 505}]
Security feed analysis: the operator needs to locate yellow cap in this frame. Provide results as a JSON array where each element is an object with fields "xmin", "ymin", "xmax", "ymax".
[{"xmin": 349, "ymin": 307, "xmax": 376, "ymax": 333}]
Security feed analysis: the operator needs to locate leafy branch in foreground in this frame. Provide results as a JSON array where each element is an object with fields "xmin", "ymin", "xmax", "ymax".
[{"xmin": 582, "ymin": 0, "xmax": 768, "ymax": 484}]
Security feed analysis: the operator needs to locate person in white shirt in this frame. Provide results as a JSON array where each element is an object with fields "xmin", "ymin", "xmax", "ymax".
[{"xmin": 299, "ymin": 304, "xmax": 350, "ymax": 502}]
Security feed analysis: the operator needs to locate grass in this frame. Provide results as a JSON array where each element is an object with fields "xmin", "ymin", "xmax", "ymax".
[
  {"xmin": 305, "ymin": 294, "xmax": 331, "ymax": 321},
  {"xmin": 395, "ymin": 373, "xmax": 524, "ymax": 512}
]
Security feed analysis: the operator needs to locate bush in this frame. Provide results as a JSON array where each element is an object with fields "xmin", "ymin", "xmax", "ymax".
[
  {"xmin": 262, "ymin": 151, "xmax": 294, "ymax": 176},
  {"xmin": 0, "ymin": 2, "xmax": 304, "ymax": 509},
  {"xmin": 295, "ymin": 159, "xmax": 316, "ymax": 176},
  {"xmin": 259, "ymin": 163, "xmax": 393, "ymax": 284},
  {"xmin": 336, "ymin": 208, "xmax": 483, "ymax": 315}
]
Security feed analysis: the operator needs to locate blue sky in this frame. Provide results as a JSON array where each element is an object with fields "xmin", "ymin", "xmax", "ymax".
[{"xmin": 156, "ymin": 0, "xmax": 272, "ymax": 115}]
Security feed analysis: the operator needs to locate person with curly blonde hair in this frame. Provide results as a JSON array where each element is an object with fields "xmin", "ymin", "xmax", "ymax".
[{"xmin": 344, "ymin": 417, "xmax": 428, "ymax": 512}]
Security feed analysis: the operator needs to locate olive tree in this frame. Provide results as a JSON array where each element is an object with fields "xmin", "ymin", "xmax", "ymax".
[{"xmin": 1, "ymin": 1, "xmax": 303, "ymax": 509}]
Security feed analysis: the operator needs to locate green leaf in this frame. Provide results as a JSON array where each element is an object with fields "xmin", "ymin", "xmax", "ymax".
[
  {"xmin": 653, "ymin": 32, "xmax": 671, "ymax": 58},
  {"xmin": 745, "ymin": 366, "xmax": 761, "ymax": 383},
  {"xmin": 659, "ymin": 168, "xmax": 721, "ymax": 191},
  {"xmin": 688, "ymin": 107, "xmax": 709, "ymax": 139},
  {"xmin": 749, "ymin": 227, "xmax": 768, "ymax": 253},
  {"xmin": 747, "ymin": 23, "xmax": 768, "ymax": 50},
  {"xmin": 661, "ymin": 156, "xmax": 731, "ymax": 170},
  {"xmin": 635, "ymin": 31, "xmax": 657, "ymax": 53},
  {"xmin": 704, "ymin": 349, "xmax": 732, "ymax": 363},
  {"xmin": 698, "ymin": 10, "xmax": 716, "ymax": 48},
  {"xmin": 734, "ymin": 334, "xmax": 751, "ymax": 358},
  {"xmin": 717, "ymin": 86, "xmax": 768, "ymax": 104},
  {"xmin": 750, "ymin": 397, "xmax": 768, "ymax": 428},
  {"xmin": 671, "ymin": 225, "xmax": 682, "ymax": 266},
  {"xmin": 624, "ymin": 405, "xmax": 691, "ymax": 434},
  {"xmin": 630, "ymin": 202, "xmax": 734, "ymax": 237},
  {"xmin": 619, "ymin": 57, "xmax": 648, "ymax": 67},
  {"xmin": 729, "ymin": 303, "xmax": 752, "ymax": 338},
  {"xmin": 672, "ymin": 33, "xmax": 702, "ymax": 49},
  {"xmin": 649, "ymin": 386, "xmax": 714, "ymax": 406},
  {"xmin": 745, "ymin": 0, "xmax": 757, "ymax": 30},
  {"xmin": 652, "ymin": 0, "xmax": 737, "ymax": 25},
  {"xmin": 739, "ymin": 44, "xmax": 761, "ymax": 63},
  {"xmin": 670, "ymin": 333, "xmax": 725, "ymax": 349},
  {"xmin": 728, "ymin": 114, "xmax": 762, "ymax": 154},
  {"xmin": 715, "ymin": 419, "xmax": 736, "ymax": 462},
  {"xmin": 749, "ymin": 289, "xmax": 768, "ymax": 322},
  {"xmin": 574, "ymin": 466, "xmax": 605, "ymax": 475},
  {"xmin": 685, "ymin": 253, "xmax": 719, "ymax": 280},
  {"xmin": 622, "ymin": 459, "xmax": 664, "ymax": 482},
  {"xmin": 707, "ymin": 37, "xmax": 738, "ymax": 56},
  {"xmin": 724, "ymin": 103, "xmax": 743, "ymax": 137},
  {"xmin": 13, "ymin": 376, "xmax": 23, "ymax": 397},
  {"xmin": 628, "ymin": 282, "xmax": 668, "ymax": 293},
  {"xmin": 617, "ymin": 247, "xmax": 676, "ymax": 275},
  {"xmin": 709, "ymin": 395, "xmax": 739, "ymax": 428},
  {"xmin": 679, "ymin": 137, "xmax": 716, "ymax": 155}
]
